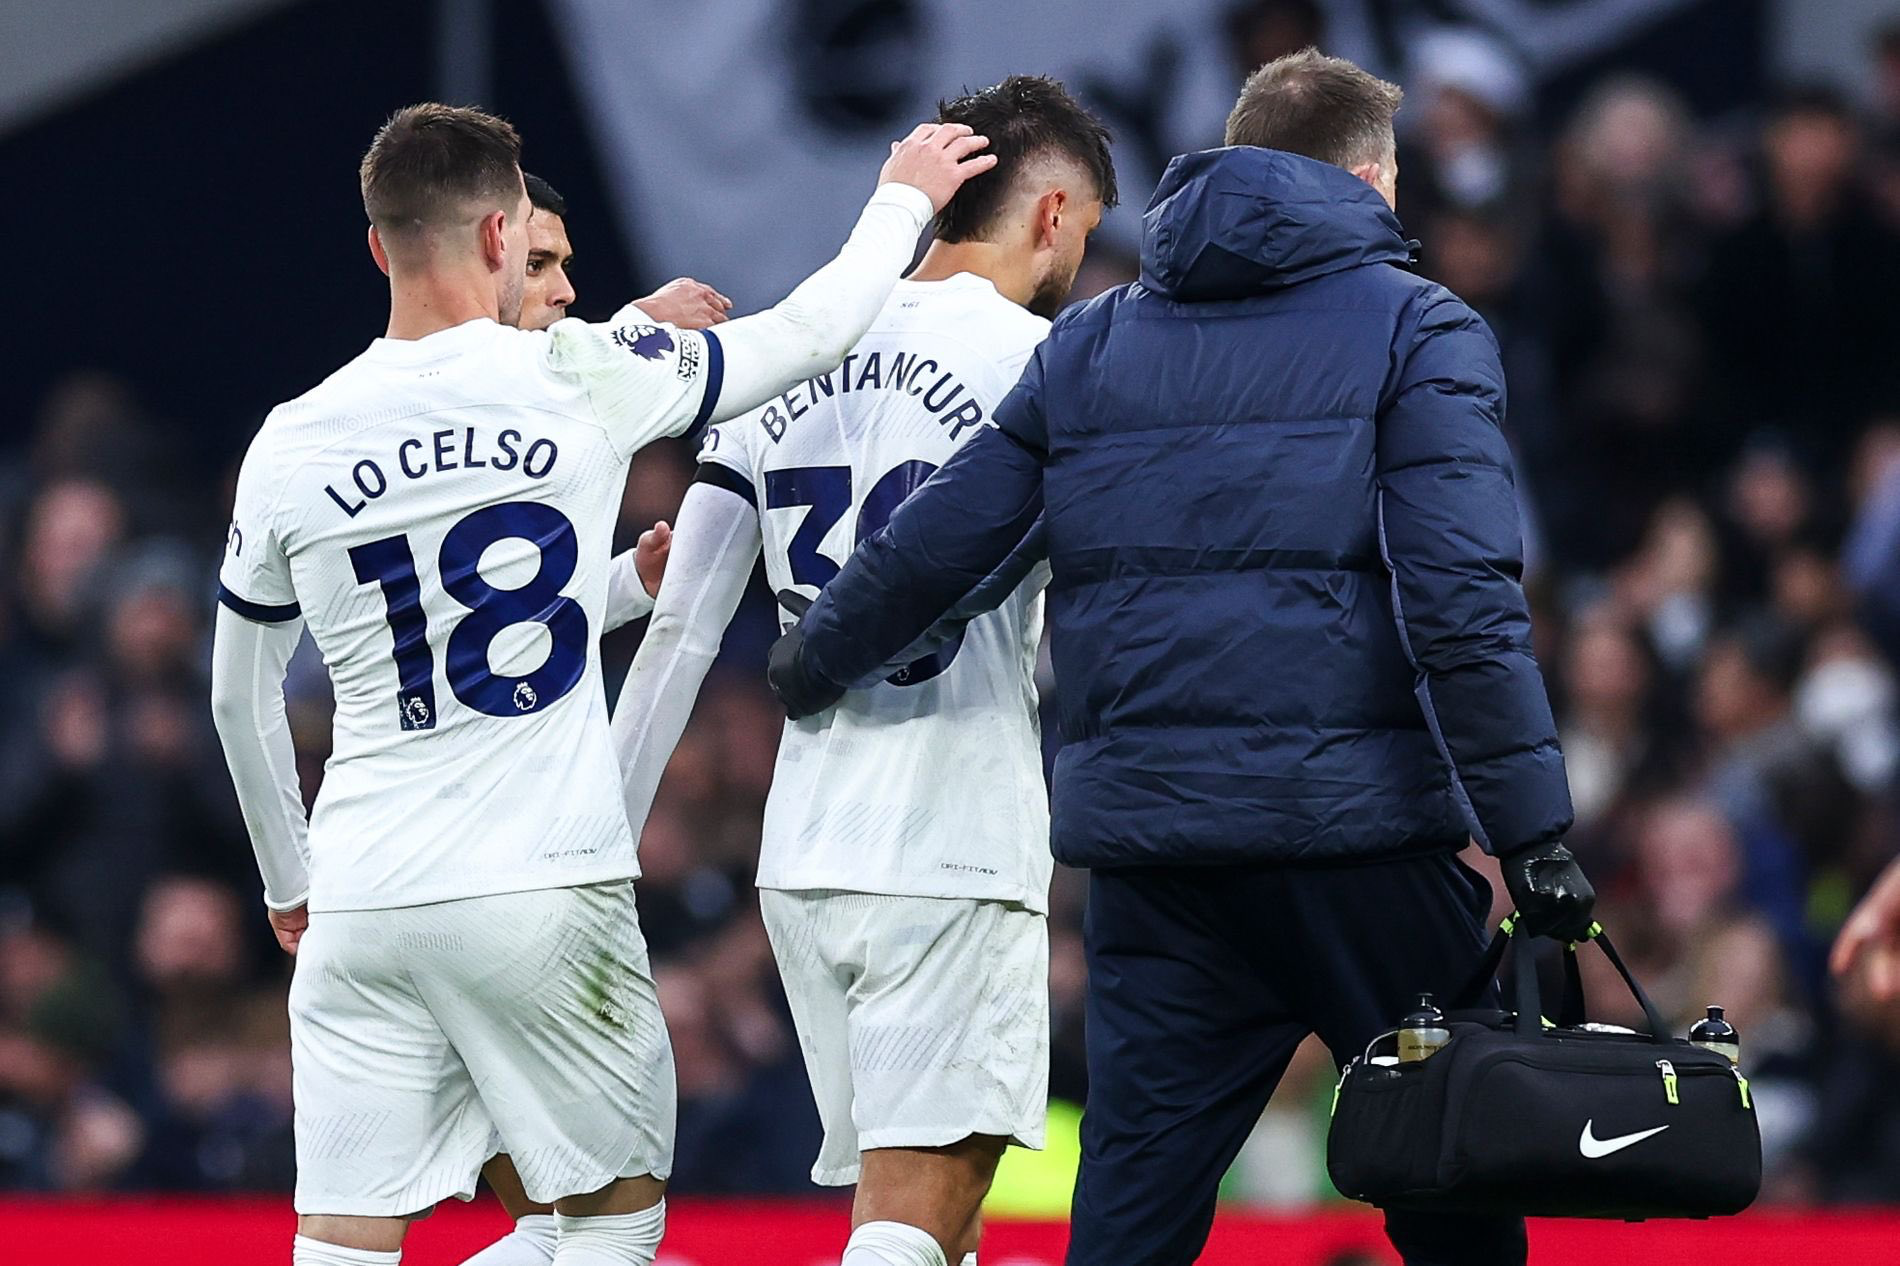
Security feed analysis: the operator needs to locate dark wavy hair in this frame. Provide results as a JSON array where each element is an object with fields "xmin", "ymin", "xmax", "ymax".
[{"xmin": 932, "ymin": 75, "xmax": 1118, "ymax": 243}]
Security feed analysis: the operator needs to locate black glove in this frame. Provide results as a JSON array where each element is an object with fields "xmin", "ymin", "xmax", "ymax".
[
  {"xmin": 1500, "ymin": 839, "xmax": 1597, "ymax": 942},
  {"xmin": 767, "ymin": 591, "xmax": 846, "ymax": 720}
]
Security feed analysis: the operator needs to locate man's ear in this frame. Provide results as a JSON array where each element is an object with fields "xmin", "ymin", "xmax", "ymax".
[
  {"xmin": 1349, "ymin": 159, "xmax": 1383, "ymax": 189},
  {"xmin": 480, "ymin": 208, "xmax": 508, "ymax": 272},
  {"xmin": 1038, "ymin": 188, "xmax": 1070, "ymax": 247},
  {"xmin": 368, "ymin": 225, "xmax": 392, "ymax": 278}
]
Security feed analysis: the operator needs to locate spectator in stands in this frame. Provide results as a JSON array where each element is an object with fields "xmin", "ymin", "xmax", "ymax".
[
  {"xmin": 1555, "ymin": 605, "xmax": 1676, "ymax": 835},
  {"xmin": 131, "ymin": 878, "xmax": 292, "ymax": 1190},
  {"xmin": 0, "ymin": 911, "xmax": 133, "ymax": 1190},
  {"xmin": 1701, "ymin": 88, "xmax": 1900, "ymax": 468}
]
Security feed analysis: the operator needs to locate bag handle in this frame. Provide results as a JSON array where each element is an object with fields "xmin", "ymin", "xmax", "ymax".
[
  {"xmin": 1557, "ymin": 943, "xmax": 1587, "ymax": 1028},
  {"xmin": 1592, "ymin": 928, "xmax": 1672, "ymax": 1044},
  {"xmin": 1458, "ymin": 916, "xmax": 1672, "ymax": 1043}
]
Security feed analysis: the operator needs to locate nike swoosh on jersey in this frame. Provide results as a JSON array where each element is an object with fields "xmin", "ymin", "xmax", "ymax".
[{"xmin": 1578, "ymin": 1120, "xmax": 1670, "ymax": 1159}]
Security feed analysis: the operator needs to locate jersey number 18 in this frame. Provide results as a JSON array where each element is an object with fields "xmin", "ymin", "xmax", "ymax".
[{"xmin": 349, "ymin": 501, "xmax": 588, "ymax": 730}]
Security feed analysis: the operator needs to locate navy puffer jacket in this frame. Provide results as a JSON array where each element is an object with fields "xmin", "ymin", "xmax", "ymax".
[{"xmin": 799, "ymin": 147, "xmax": 1574, "ymax": 868}]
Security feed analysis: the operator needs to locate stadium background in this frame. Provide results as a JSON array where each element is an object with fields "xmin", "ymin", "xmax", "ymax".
[{"xmin": 6, "ymin": 0, "xmax": 1900, "ymax": 1260}]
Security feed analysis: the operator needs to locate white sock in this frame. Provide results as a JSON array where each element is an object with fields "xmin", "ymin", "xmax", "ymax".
[
  {"xmin": 292, "ymin": 1237, "xmax": 401, "ymax": 1266},
  {"xmin": 960, "ymin": 1254, "xmax": 977, "ymax": 1266},
  {"xmin": 459, "ymin": 1214, "xmax": 558, "ymax": 1265},
  {"xmin": 552, "ymin": 1200, "xmax": 665, "ymax": 1266},
  {"xmin": 841, "ymin": 1221, "xmax": 947, "ymax": 1266}
]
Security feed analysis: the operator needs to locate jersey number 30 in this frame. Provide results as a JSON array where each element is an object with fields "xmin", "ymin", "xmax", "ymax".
[
  {"xmin": 763, "ymin": 460, "xmax": 962, "ymax": 687},
  {"xmin": 349, "ymin": 502, "xmax": 587, "ymax": 730}
]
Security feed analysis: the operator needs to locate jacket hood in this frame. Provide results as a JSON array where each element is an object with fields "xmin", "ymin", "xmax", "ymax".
[{"xmin": 1139, "ymin": 146, "xmax": 1413, "ymax": 301}]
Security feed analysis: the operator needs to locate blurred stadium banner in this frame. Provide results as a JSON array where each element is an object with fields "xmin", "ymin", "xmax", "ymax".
[
  {"xmin": 548, "ymin": 0, "xmax": 1240, "ymax": 306},
  {"xmin": 547, "ymin": 0, "xmax": 1706, "ymax": 309},
  {"xmin": 0, "ymin": 0, "xmax": 298, "ymax": 134},
  {"xmin": 4, "ymin": 1199, "xmax": 1900, "ymax": 1265}
]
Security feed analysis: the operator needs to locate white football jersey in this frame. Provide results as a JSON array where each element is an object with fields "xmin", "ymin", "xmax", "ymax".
[
  {"xmin": 220, "ymin": 310, "xmax": 721, "ymax": 912},
  {"xmin": 701, "ymin": 274, "xmax": 1053, "ymax": 911}
]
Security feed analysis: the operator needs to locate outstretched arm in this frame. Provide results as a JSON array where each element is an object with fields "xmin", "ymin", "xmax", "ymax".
[
  {"xmin": 856, "ymin": 520, "xmax": 1050, "ymax": 686},
  {"xmin": 553, "ymin": 124, "xmax": 995, "ymax": 456},
  {"xmin": 708, "ymin": 125, "xmax": 995, "ymax": 423},
  {"xmin": 209, "ymin": 606, "xmax": 311, "ymax": 915},
  {"xmin": 611, "ymin": 478, "xmax": 763, "ymax": 833}
]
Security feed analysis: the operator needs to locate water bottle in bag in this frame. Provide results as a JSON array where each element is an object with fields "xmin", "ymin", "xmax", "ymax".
[
  {"xmin": 1688, "ymin": 1004, "xmax": 1741, "ymax": 1065},
  {"xmin": 1397, "ymin": 993, "xmax": 1451, "ymax": 1063}
]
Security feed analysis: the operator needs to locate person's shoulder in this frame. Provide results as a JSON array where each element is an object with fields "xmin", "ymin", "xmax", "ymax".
[
  {"xmin": 992, "ymin": 299, "xmax": 1053, "ymax": 353},
  {"xmin": 1324, "ymin": 255, "xmax": 1453, "ymax": 311},
  {"xmin": 1392, "ymin": 276, "xmax": 1493, "ymax": 345},
  {"xmin": 542, "ymin": 305, "xmax": 701, "ymax": 390},
  {"xmin": 272, "ymin": 341, "xmax": 410, "ymax": 422},
  {"xmin": 249, "ymin": 341, "xmax": 433, "ymax": 479},
  {"xmin": 248, "ymin": 355, "xmax": 363, "ymax": 464},
  {"xmin": 900, "ymin": 278, "xmax": 1044, "ymax": 338},
  {"xmin": 959, "ymin": 287, "xmax": 1051, "ymax": 361},
  {"xmin": 1049, "ymin": 281, "xmax": 1140, "ymax": 338},
  {"xmin": 700, "ymin": 403, "xmax": 765, "ymax": 475},
  {"xmin": 272, "ymin": 356, "xmax": 354, "ymax": 414},
  {"xmin": 481, "ymin": 318, "xmax": 557, "ymax": 372},
  {"xmin": 1325, "ymin": 261, "xmax": 1483, "ymax": 343}
]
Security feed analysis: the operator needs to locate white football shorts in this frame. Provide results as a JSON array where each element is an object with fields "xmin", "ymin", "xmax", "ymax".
[
  {"xmin": 289, "ymin": 880, "xmax": 675, "ymax": 1215},
  {"xmin": 759, "ymin": 888, "xmax": 1049, "ymax": 1186}
]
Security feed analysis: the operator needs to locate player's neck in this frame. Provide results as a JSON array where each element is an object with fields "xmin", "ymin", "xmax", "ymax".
[
  {"xmin": 908, "ymin": 239, "xmax": 1036, "ymax": 311},
  {"xmin": 383, "ymin": 267, "xmax": 502, "ymax": 341}
]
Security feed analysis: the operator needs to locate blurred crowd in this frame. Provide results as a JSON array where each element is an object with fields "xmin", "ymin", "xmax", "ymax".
[{"xmin": 9, "ymin": 0, "xmax": 1900, "ymax": 1214}]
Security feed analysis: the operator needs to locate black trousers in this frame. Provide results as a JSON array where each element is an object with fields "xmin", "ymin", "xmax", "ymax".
[{"xmin": 1066, "ymin": 850, "xmax": 1528, "ymax": 1266}]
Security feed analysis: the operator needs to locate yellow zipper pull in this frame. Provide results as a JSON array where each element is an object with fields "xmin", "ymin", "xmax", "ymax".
[
  {"xmin": 1656, "ymin": 1058, "xmax": 1679, "ymax": 1105},
  {"xmin": 1731, "ymin": 1065, "xmax": 1752, "ymax": 1109}
]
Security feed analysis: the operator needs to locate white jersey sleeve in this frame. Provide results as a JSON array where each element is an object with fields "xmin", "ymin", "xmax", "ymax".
[
  {"xmin": 544, "ymin": 181, "xmax": 933, "ymax": 461},
  {"xmin": 611, "ymin": 480, "xmax": 762, "ymax": 837},
  {"xmin": 209, "ymin": 604, "xmax": 312, "ymax": 911},
  {"xmin": 218, "ymin": 424, "xmax": 300, "ymax": 621},
  {"xmin": 704, "ymin": 182, "xmax": 934, "ymax": 426},
  {"xmin": 603, "ymin": 549, "xmax": 655, "ymax": 630},
  {"xmin": 546, "ymin": 307, "xmax": 721, "ymax": 459},
  {"xmin": 695, "ymin": 409, "xmax": 760, "ymax": 481}
]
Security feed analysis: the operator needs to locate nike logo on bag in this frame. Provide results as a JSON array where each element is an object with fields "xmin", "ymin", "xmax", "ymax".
[{"xmin": 1578, "ymin": 1120, "xmax": 1670, "ymax": 1159}]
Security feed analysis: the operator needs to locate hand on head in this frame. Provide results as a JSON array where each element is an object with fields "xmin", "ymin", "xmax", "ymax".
[{"xmin": 880, "ymin": 123, "xmax": 997, "ymax": 212}]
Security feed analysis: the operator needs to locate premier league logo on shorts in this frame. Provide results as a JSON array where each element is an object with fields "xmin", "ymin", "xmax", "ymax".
[
  {"xmin": 513, "ymin": 681, "xmax": 539, "ymax": 712},
  {"xmin": 612, "ymin": 323, "xmax": 675, "ymax": 361}
]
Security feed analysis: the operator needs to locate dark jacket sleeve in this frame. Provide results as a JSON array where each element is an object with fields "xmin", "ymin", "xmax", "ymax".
[
  {"xmin": 799, "ymin": 350, "xmax": 1050, "ymax": 690},
  {"xmin": 1375, "ymin": 290, "xmax": 1573, "ymax": 855},
  {"xmin": 863, "ymin": 518, "xmax": 1049, "ymax": 684}
]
